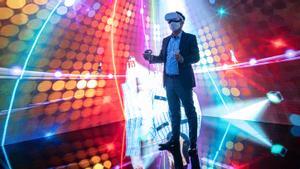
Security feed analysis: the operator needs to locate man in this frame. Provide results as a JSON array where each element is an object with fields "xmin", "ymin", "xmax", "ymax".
[{"xmin": 143, "ymin": 11, "xmax": 201, "ymax": 169}]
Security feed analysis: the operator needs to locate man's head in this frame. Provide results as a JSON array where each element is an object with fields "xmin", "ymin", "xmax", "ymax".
[{"xmin": 165, "ymin": 11, "xmax": 185, "ymax": 33}]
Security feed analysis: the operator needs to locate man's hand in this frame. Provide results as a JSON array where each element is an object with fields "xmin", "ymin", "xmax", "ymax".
[
  {"xmin": 143, "ymin": 53, "xmax": 152, "ymax": 61},
  {"xmin": 175, "ymin": 51, "xmax": 184, "ymax": 63},
  {"xmin": 143, "ymin": 49, "xmax": 153, "ymax": 61}
]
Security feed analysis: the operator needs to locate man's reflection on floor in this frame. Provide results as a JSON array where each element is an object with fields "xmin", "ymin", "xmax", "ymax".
[{"xmin": 122, "ymin": 60, "xmax": 202, "ymax": 168}]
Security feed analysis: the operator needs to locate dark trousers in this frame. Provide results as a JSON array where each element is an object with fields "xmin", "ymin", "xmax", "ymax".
[{"xmin": 165, "ymin": 76, "xmax": 198, "ymax": 168}]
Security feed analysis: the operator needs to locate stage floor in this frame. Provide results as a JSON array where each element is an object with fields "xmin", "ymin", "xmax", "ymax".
[{"xmin": 1, "ymin": 116, "xmax": 300, "ymax": 169}]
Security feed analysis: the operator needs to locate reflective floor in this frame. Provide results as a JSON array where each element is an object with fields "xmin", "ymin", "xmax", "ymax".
[{"xmin": 1, "ymin": 116, "xmax": 300, "ymax": 169}]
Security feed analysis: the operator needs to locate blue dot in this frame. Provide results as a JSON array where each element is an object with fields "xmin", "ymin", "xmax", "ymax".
[
  {"xmin": 289, "ymin": 114, "xmax": 300, "ymax": 126},
  {"xmin": 291, "ymin": 126, "xmax": 300, "ymax": 137}
]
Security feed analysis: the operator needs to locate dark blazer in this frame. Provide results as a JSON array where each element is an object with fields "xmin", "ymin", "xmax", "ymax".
[{"xmin": 150, "ymin": 31, "xmax": 200, "ymax": 88}]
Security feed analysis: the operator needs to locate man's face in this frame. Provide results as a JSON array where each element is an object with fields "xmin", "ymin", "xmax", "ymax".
[{"xmin": 168, "ymin": 20, "xmax": 184, "ymax": 32}]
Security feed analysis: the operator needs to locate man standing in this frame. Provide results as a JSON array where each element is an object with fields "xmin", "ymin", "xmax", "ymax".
[{"xmin": 143, "ymin": 11, "xmax": 201, "ymax": 169}]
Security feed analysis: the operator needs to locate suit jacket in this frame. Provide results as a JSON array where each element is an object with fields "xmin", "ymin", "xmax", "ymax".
[{"xmin": 150, "ymin": 31, "xmax": 200, "ymax": 88}]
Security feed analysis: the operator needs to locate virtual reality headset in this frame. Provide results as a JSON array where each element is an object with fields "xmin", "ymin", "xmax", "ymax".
[{"xmin": 164, "ymin": 12, "xmax": 185, "ymax": 23}]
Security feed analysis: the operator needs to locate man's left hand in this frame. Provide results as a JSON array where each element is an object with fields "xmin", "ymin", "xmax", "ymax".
[{"xmin": 175, "ymin": 52, "xmax": 184, "ymax": 63}]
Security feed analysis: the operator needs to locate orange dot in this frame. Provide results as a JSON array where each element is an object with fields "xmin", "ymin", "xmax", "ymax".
[
  {"xmin": 32, "ymin": 93, "xmax": 48, "ymax": 103},
  {"xmin": 0, "ymin": 7, "xmax": 14, "ymax": 20},
  {"xmin": 72, "ymin": 99, "xmax": 83, "ymax": 110},
  {"xmin": 33, "ymin": 0, "xmax": 48, "ymax": 5},
  {"xmin": 22, "ymin": 3, "xmax": 39, "ymax": 15},
  {"xmin": 231, "ymin": 88, "xmax": 240, "ymax": 97},
  {"xmin": 100, "ymin": 153, "xmax": 109, "ymax": 161},
  {"xmin": 97, "ymin": 80, "xmax": 106, "ymax": 88},
  {"xmin": 73, "ymin": 61, "xmax": 83, "ymax": 70},
  {"xmin": 54, "ymin": 49, "xmax": 66, "ymax": 58},
  {"xmin": 45, "ymin": 103, "xmax": 58, "ymax": 115},
  {"xmin": 92, "ymin": 63, "xmax": 98, "ymax": 70},
  {"xmin": 59, "ymin": 101, "xmax": 72, "ymax": 112},
  {"xmin": 70, "ymin": 110, "xmax": 80, "ymax": 121},
  {"xmin": 213, "ymin": 55, "xmax": 220, "ymax": 62},
  {"xmin": 10, "ymin": 13, "xmax": 28, "ymax": 25},
  {"xmin": 52, "ymin": 80, "xmax": 65, "ymax": 91},
  {"xmin": 65, "ymin": 80, "xmax": 77, "ymax": 90},
  {"xmin": 90, "ymin": 156, "xmax": 101, "ymax": 165},
  {"xmin": 103, "ymin": 160, "xmax": 112, "ymax": 168},
  {"xmin": 70, "ymin": 71, "xmax": 80, "ymax": 76},
  {"xmin": 74, "ymin": 89, "xmax": 85, "ymax": 99},
  {"xmin": 49, "ymin": 59, "xmax": 62, "ymax": 69},
  {"xmin": 78, "ymin": 159, "xmax": 90, "ymax": 168},
  {"xmin": 59, "ymin": 39, "xmax": 70, "ymax": 49},
  {"xmin": 62, "ymin": 90, "xmax": 74, "ymax": 100},
  {"xmin": 66, "ymin": 51, "xmax": 76, "ymax": 59},
  {"xmin": 83, "ymin": 62, "xmax": 92, "ymax": 70},
  {"xmin": 76, "ymin": 53, "xmax": 85, "ymax": 61},
  {"xmin": 70, "ymin": 42, "xmax": 80, "ymax": 50},
  {"xmin": 0, "ymin": 24, "xmax": 19, "ymax": 37},
  {"xmin": 218, "ymin": 46, "xmax": 225, "ymax": 54},
  {"xmin": 61, "ymin": 60, "xmax": 73, "ymax": 69},
  {"xmin": 86, "ymin": 54, "xmax": 95, "ymax": 62},
  {"xmin": 83, "ymin": 98, "xmax": 93, "ymax": 108},
  {"xmin": 85, "ymin": 89, "xmax": 95, "ymax": 98},
  {"xmin": 6, "ymin": 0, "xmax": 26, "ymax": 9},
  {"xmin": 48, "ymin": 92, "xmax": 62, "ymax": 101},
  {"xmin": 80, "ymin": 44, "xmax": 88, "ymax": 52},
  {"xmin": 37, "ymin": 81, "xmax": 52, "ymax": 92}
]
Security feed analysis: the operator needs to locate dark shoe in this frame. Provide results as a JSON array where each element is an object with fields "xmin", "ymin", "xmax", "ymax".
[
  {"xmin": 188, "ymin": 148, "xmax": 201, "ymax": 169},
  {"xmin": 158, "ymin": 141, "xmax": 178, "ymax": 151}
]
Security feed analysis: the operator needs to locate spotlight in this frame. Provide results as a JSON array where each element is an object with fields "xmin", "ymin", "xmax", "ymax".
[
  {"xmin": 285, "ymin": 49, "xmax": 296, "ymax": 58},
  {"xmin": 271, "ymin": 39, "xmax": 287, "ymax": 48},
  {"xmin": 11, "ymin": 66, "xmax": 22, "ymax": 76},
  {"xmin": 249, "ymin": 58, "xmax": 257, "ymax": 65},
  {"xmin": 271, "ymin": 144, "xmax": 287, "ymax": 157},
  {"xmin": 45, "ymin": 132, "xmax": 54, "ymax": 138},
  {"xmin": 54, "ymin": 71, "xmax": 62, "ymax": 78},
  {"xmin": 217, "ymin": 7, "xmax": 227, "ymax": 17},
  {"xmin": 266, "ymin": 91, "xmax": 284, "ymax": 104}
]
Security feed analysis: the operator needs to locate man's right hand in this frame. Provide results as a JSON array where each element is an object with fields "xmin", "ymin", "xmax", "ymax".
[
  {"xmin": 143, "ymin": 53, "xmax": 152, "ymax": 61},
  {"xmin": 143, "ymin": 49, "xmax": 153, "ymax": 61}
]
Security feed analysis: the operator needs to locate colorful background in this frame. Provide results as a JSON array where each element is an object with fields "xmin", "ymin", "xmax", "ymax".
[{"xmin": 0, "ymin": 0, "xmax": 300, "ymax": 168}]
